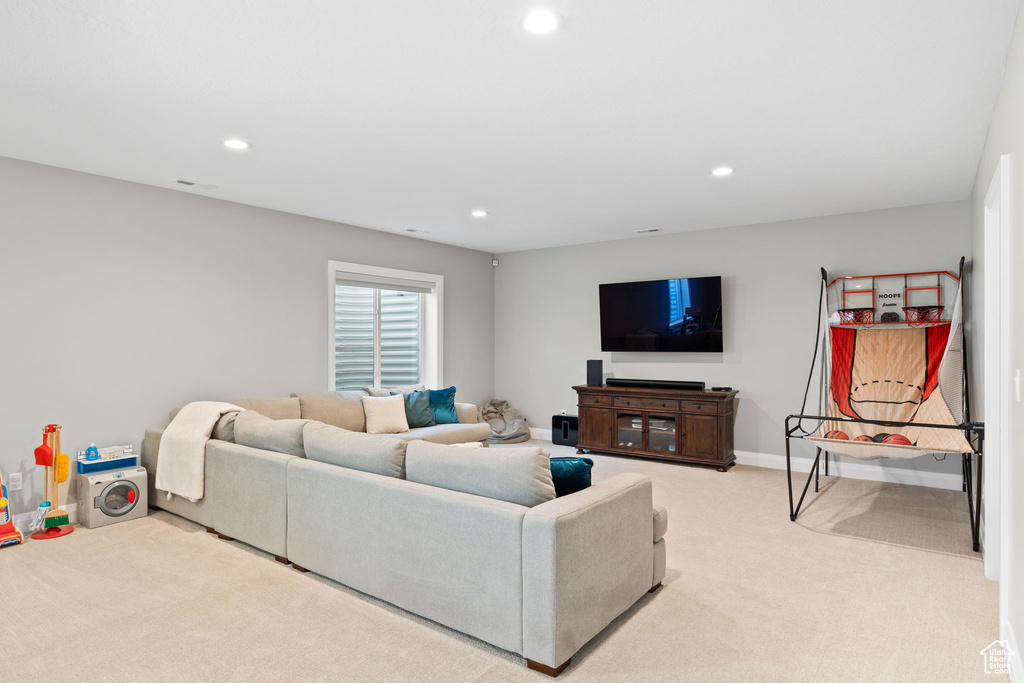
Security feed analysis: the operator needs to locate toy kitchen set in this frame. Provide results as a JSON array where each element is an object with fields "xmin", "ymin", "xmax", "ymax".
[{"xmin": 76, "ymin": 444, "xmax": 148, "ymax": 529}]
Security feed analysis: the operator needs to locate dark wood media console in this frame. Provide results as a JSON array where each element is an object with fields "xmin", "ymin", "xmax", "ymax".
[{"xmin": 572, "ymin": 384, "xmax": 738, "ymax": 471}]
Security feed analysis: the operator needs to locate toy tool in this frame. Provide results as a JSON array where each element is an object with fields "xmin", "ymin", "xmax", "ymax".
[{"xmin": 31, "ymin": 424, "xmax": 74, "ymax": 540}]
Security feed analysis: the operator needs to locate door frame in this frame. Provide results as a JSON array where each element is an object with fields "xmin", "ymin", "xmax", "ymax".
[{"xmin": 982, "ymin": 154, "xmax": 1011, "ymax": 615}]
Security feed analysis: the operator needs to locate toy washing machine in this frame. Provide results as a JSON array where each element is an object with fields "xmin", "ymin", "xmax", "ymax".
[{"xmin": 78, "ymin": 467, "xmax": 148, "ymax": 528}]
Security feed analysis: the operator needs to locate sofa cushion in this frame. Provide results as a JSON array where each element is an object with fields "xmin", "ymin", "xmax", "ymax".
[
  {"xmin": 405, "ymin": 441, "xmax": 555, "ymax": 507},
  {"xmin": 211, "ymin": 411, "xmax": 239, "ymax": 442},
  {"xmin": 548, "ymin": 456, "xmax": 594, "ymax": 497},
  {"xmin": 233, "ymin": 411, "xmax": 309, "ymax": 456},
  {"xmin": 653, "ymin": 504, "xmax": 668, "ymax": 543},
  {"xmin": 362, "ymin": 394, "xmax": 410, "ymax": 434},
  {"xmin": 232, "ymin": 398, "xmax": 302, "ymax": 420},
  {"xmin": 303, "ymin": 422, "xmax": 407, "ymax": 478},
  {"xmin": 291, "ymin": 391, "xmax": 367, "ymax": 431},
  {"xmin": 392, "ymin": 389, "xmax": 435, "ymax": 428},
  {"xmin": 428, "ymin": 386, "xmax": 459, "ymax": 424},
  {"xmin": 364, "ymin": 384, "xmax": 426, "ymax": 397},
  {"xmin": 169, "ymin": 398, "xmax": 300, "ymax": 423},
  {"xmin": 403, "ymin": 422, "xmax": 491, "ymax": 445}
]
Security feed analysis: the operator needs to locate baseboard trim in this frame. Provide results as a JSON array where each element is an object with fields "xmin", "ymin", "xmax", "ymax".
[
  {"xmin": 530, "ymin": 428, "xmax": 553, "ymax": 441},
  {"xmin": 13, "ymin": 503, "xmax": 79, "ymax": 532},
  {"xmin": 1003, "ymin": 616, "xmax": 1022, "ymax": 682},
  {"xmin": 734, "ymin": 450, "xmax": 963, "ymax": 491}
]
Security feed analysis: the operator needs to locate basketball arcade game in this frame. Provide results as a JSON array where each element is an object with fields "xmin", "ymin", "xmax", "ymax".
[{"xmin": 783, "ymin": 257, "xmax": 984, "ymax": 551}]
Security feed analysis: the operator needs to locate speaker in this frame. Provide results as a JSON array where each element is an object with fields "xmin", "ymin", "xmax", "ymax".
[
  {"xmin": 586, "ymin": 359, "xmax": 603, "ymax": 386},
  {"xmin": 552, "ymin": 415, "xmax": 579, "ymax": 447},
  {"xmin": 605, "ymin": 378, "xmax": 706, "ymax": 391}
]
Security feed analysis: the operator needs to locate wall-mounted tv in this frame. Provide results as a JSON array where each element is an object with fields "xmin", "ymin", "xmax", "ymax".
[{"xmin": 599, "ymin": 276, "xmax": 723, "ymax": 352}]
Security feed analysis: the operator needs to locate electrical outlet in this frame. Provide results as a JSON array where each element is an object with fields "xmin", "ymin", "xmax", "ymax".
[{"xmin": 8, "ymin": 472, "xmax": 22, "ymax": 491}]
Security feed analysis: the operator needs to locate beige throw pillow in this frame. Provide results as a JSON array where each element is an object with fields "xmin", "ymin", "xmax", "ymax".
[{"xmin": 361, "ymin": 394, "xmax": 410, "ymax": 434}]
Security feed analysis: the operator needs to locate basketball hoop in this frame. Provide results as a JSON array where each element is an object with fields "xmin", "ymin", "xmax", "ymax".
[
  {"xmin": 838, "ymin": 308, "xmax": 874, "ymax": 325},
  {"xmin": 903, "ymin": 305, "xmax": 943, "ymax": 326}
]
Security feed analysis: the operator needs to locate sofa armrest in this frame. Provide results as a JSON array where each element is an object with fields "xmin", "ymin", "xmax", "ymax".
[
  {"xmin": 522, "ymin": 473, "xmax": 655, "ymax": 669},
  {"xmin": 141, "ymin": 427, "xmax": 216, "ymax": 528},
  {"xmin": 455, "ymin": 402, "xmax": 478, "ymax": 424}
]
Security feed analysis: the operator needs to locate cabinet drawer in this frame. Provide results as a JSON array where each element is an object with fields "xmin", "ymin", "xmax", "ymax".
[
  {"xmin": 681, "ymin": 401, "xmax": 718, "ymax": 414},
  {"xmin": 580, "ymin": 394, "xmax": 612, "ymax": 407},
  {"xmin": 613, "ymin": 397, "xmax": 680, "ymax": 411}
]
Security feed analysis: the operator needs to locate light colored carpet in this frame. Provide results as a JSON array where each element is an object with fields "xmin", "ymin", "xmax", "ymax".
[{"xmin": 0, "ymin": 442, "xmax": 1001, "ymax": 682}]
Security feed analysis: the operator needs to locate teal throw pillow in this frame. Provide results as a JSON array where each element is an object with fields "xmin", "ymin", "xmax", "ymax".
[
  {"xmin": 549, "ymin": 457, "xmax": 593, "ymax": 497},
  {"xmin": 428, "ymin": 386, "xmax": 459, "ymax": 424},
  {"xmin": 392, "ymin": 389, "xmax": 435, "ymax": 428}
]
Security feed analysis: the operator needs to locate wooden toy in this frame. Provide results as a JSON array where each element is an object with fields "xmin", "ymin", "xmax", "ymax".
[{"xmin": 31, "ymin": 424, "xmax": 74, "ymax": 540}]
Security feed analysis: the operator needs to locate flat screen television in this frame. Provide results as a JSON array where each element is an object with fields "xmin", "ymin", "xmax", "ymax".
[{"xmin": 599, "ymin": 276, "xmax": 723, "ymax": 352}]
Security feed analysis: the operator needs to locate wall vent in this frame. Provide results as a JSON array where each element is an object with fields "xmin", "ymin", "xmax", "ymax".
[{"xmin": 175, "ymin": 179, "xmax": 217, "ymax": 190}]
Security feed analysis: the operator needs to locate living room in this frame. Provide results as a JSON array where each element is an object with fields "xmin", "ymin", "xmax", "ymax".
[{"xmin": 2, "ymin": 2, "xmax": 1022, "ymax": 681}]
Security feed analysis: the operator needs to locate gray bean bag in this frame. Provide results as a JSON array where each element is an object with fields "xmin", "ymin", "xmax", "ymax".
[{"xmin": 481, "ymin": 399, "xmax": 531, "ymax": 444}]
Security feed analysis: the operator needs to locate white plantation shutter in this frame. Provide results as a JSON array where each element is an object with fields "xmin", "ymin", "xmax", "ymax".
[
  {"xmin": 334, "ymin": 285, "xmax": 376, "ymax": 390},
  {"xmin": 333, "ymin": 283, "xmax": 426, "ymax": 390},
  {"xmin": 379, "ymin": 290, "xmax": 422, "ymax": 387}
]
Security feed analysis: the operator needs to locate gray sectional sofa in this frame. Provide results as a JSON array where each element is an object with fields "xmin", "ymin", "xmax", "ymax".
[{"xmin": 142, "ymin": 393, "xmax": 667, "ymax": 677}]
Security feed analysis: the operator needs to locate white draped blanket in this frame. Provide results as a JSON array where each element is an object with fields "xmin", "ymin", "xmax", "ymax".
[{"xmin": 155, "ymin": 401, "xmax": 244, "ymax": 501}]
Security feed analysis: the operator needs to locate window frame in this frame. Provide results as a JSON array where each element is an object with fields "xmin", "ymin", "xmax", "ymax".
[{"xmin": 327, "ymin": 261, "xmax": 443, "ymax": 391}]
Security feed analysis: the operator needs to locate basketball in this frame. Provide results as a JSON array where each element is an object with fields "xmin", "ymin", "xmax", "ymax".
[
  {"xmin": 871, "ymin": 433, "xmax": 891, "ymax": 443},
  {"xmin": 882, "ymin": 434, "xmax": 913, "ymax": 446},
  {"xmin": 854, "ymin": 435, "xmax": 873, "ymax": 442},
  {"xmin": 824, "ymin": 430, "xmax": 849, "ymax": 440}
]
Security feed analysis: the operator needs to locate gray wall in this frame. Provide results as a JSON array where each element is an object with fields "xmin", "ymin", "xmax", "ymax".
[
  {"xmin": 971, "ymin": 5, "xmax": 1023, "ymax": 660},
  {"xmin": 495, "ymin": 201, "xmax": 971, "ymax": 477},
  {"xmin": 0, "ymin": 157, "xmax": 496, "ymax": 514}
]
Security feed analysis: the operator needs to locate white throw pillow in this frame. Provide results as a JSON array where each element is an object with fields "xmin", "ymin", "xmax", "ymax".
[{"xmin": 361, "ymin": 394, "xmax": 410, "ymax": 434}]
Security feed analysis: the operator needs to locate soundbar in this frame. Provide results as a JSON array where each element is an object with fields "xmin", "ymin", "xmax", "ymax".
[{"xmin": 605, "ymin": 378, "xmax": 706, "ymax": 391}]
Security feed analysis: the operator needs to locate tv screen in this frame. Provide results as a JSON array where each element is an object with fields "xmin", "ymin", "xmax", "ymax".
[{"xmin": 599, "ymin": 276, "xmax": 723, "ymax": 352}]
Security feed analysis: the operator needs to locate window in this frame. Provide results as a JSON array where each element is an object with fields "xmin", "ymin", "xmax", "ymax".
[{"xmin": 328, "ymin": 262, "xmax": 442, "ymax": 391}]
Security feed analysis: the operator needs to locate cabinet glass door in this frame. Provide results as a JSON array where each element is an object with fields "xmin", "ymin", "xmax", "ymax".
[
  {"xmin": 647, "ymin": 413, "xmax": 678, "ymax": 455},
  {"xmin": 615, "ymin": 412, "xmax": 644, "ymax": 450}
]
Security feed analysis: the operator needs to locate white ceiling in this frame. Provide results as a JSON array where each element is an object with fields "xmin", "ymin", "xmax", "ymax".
[{"xmin": 0, "ymin": 1, "xmax": 1018, "ymax": 253}]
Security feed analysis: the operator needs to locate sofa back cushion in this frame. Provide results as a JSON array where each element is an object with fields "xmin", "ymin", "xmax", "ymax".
[
  {"xmin": 364, "ymin": 384, "xmax": 426, "ymax": 397},
  {"xmin": 211, "ymin": 411, "xmax": 240, "ymax": 442},
  {"xmin": 291, "ymin": 391, "xmax": 367, "ymax": 432},
  {"xmin": 169, "ymin": 397, "xmax": 301, "ymax": 423},
  {"xmin": 303, "ymin": 422, "xmax": 407, "ymax": 478},
  {"xmin": 405, "ymin": 441, "xmax": 555, "ymax": 507},
  {"xmin": 232, "ymin": 398, "xmax": 302, "ymax": 420},
  {"xmin": 233, "ymin": 411, "xmax": 309, "ymax": 456}
]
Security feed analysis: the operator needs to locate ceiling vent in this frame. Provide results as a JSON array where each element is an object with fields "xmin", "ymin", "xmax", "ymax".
[
  {"xmin": 405, "ymin": 228, "xmax": 429, "ymax": 234},
  {"xmin": 175, "ymin": 179, "xmax": 217, "ymax": 190},
  {"xmin": 634, "ymin": 228, "xmax": 662, "ymax": 234}
]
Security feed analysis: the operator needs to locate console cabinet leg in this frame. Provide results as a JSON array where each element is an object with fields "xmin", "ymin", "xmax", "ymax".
[{"xmin": 527, "ymin": 658, "xmax": 571, "ymax": 677}]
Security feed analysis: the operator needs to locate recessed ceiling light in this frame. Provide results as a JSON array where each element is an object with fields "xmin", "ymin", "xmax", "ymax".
[
  {"xmin": 471, "ymin": 209, "xmax": 488, "ymax": 218},
  {"xmin": 223, "ymin": 138, "xmax": 251, "ymax": 151},
  {"xmin": 711, "ymin": 166, "xmax": 734, "ymax": 177},
  {"xmin": 521, "ymin": 10, "xmax": 562, "ymax": 35}
]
